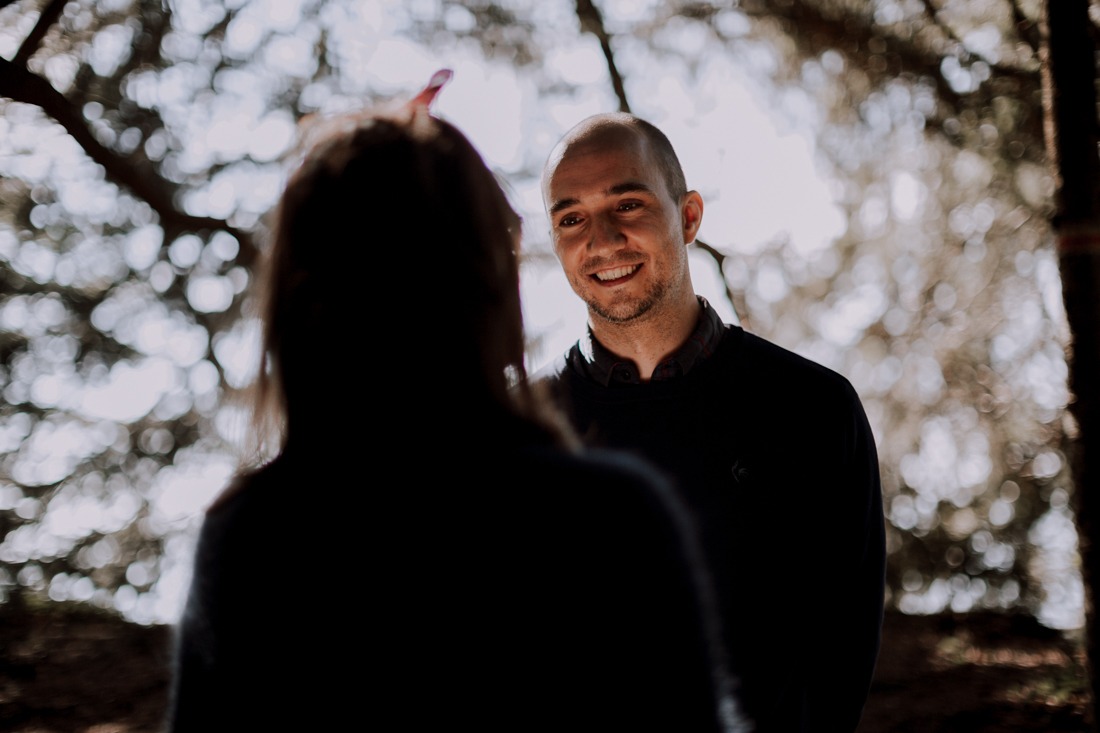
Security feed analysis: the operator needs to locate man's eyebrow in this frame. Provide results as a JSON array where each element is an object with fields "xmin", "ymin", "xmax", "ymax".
[
  {"xmin": 548, "ymin": 181, "xmax": 654, "ymax": 217},
  {"xmin": 548, "ymin": 197, "xmax": 579, "ymax": 217},
  {"xmin": 609, "ymin": 181, "xmax": 653, "ymax": 196}
]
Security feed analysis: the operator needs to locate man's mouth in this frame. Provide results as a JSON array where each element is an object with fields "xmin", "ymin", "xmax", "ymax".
[{"xmin": 593, "ymin": 264, "xmax": 640, "ymax": 282}]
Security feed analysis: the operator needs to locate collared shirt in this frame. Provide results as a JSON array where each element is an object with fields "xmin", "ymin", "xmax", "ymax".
[{"xmin": 570, "ymin": 295, "xmax": 730, "ymax": 386}]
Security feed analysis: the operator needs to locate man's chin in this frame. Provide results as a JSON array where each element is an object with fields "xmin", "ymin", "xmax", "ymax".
[{"xmin": 587, "ymin": 298, "xmax": 653, "ymax": 325}]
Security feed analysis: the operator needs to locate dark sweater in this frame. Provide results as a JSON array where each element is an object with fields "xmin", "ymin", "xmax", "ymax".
[
  {"xmin": 166, "ymin": 436, "xmax": 739, "ymax": 732},
  {"xmin": 534, "ymin": 324, "xmax": 887, "ymax": 733}
]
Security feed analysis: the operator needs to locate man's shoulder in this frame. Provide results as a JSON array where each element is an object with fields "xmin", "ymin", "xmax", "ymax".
[
  {"xmin": 719, "ymin": 326, "xmax": 861, "ymax": 403},
  {"xmin": 733, "ymin": 327, "xmax": 848, "ymax": 379}
]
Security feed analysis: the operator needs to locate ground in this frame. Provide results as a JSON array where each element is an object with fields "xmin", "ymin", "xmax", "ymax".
[
  {"xmin": 0, "ymin": 598, "xmax": 1092, "ymax": 733},
  {"xmin": 859, "ymin": 610, "xmax": 1092, "ymax": 732}
]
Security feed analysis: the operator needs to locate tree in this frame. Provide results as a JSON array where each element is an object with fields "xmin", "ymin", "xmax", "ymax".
[
  {"xmin": 0, "ymin": 0, "xmax": 1085, "ymax": 644},
  {"xmin": 1040, "ymin": 0, "xmax": 1100, "ymax": 723}
]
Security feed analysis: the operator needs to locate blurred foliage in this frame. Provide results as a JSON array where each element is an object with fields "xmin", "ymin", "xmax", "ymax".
[{"xmin": 0, "ymin": 0, "xmax": 1089, "ymax": 628}]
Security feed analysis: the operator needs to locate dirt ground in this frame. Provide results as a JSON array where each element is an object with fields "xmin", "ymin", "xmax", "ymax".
[
  {"xmin": 859, "ymin": 610, "xmax": 1092, "ymax": 732},
  {"xmin": 0, "ymin": 599, "xmax": 1092, "ymax": 733}
]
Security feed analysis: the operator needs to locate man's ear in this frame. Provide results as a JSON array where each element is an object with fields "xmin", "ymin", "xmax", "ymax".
[{"xmin": 681, "ymin": 190, "xmax": 704, "ymax": 244}]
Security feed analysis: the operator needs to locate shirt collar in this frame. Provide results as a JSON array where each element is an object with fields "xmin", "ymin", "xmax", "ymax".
[{"xmin": 571, "ymin": 295, "xmax": 729, "ymax": 386}]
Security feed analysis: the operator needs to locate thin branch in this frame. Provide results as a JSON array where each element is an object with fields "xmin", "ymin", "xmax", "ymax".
[
  {"xmin": 574, "ymin": 0, "xmax": 631, "ymax": 113},
  {"xmin": 692, "ymin": 238, "xmax": 751, "ymax": 330}
]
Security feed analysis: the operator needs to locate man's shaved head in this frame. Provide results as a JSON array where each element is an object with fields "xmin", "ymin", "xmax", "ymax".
[{"xmin": 542, "ymin": 112, "xmax": 688, "ymax": 202}]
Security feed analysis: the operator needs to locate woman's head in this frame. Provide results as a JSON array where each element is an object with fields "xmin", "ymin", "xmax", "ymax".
[{"xmin": 244, "ymin": 85, "xmax": 562, "ymax": 457}]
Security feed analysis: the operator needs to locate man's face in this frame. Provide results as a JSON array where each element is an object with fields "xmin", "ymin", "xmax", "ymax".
[{"xmin": 543, "ymin": 130, "xmax": 695, "ymax": 325}]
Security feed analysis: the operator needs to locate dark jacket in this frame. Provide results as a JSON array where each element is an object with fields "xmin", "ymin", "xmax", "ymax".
[
  {"xmin": 534, "ymin": 324, "xmax": 887, "ymax": 733},
  {"xmin": 166, "ymin": 435, "xmax": 738, "ymax": 732}
]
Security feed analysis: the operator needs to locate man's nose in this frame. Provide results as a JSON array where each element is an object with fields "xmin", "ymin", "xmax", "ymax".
[{"xmin": 589, "ymin": 214, "xmax": 624, "ymax": 251}]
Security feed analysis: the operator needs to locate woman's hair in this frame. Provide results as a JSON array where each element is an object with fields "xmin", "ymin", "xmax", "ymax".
[{"xmin": 239, "ymin": 100, "xmax": 575, "ymax": 463}]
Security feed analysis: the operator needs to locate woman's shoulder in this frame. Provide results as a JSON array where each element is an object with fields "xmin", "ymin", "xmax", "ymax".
[{"xmin": 198, "ymin": 453, "xmax": 311, "ymax": 540}]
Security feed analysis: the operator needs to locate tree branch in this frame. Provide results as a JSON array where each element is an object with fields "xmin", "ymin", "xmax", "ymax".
[
  {"xmin": 574, "ymin": 0, "xmax": 631, "ymax": 113},
  {"xmin": 693, "ymin": 238, "xmax": 751, "ymax": 329},
  {"xmin": 0, "ymin": 56, "xmax": 256, "ymax": 266}
]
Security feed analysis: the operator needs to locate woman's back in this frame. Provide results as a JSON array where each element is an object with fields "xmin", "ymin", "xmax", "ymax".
[{"xmin": 168, "ymin": 432, "xmax": 730, "ymax": 732}]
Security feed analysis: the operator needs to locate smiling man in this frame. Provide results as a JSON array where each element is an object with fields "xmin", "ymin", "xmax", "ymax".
[{"xmin": 532, "ymin": 112, "xmax": 887, "ymax": 733}]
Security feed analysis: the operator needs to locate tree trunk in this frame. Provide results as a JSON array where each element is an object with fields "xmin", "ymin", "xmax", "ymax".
[{"xmin": 1040, "ymin": 1, "xmax": 1100, "ymax": 729}]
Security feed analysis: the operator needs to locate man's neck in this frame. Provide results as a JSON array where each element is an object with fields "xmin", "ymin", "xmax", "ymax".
[{"xmin": 588, "ymin": 293, "xmax": 702, "ymax": 381}]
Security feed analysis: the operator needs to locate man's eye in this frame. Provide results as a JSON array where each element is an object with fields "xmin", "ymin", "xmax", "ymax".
[
  {"xmin": 618, "ymin": 201, "xmax": 641, "ymax": 211},
  {"xmin": 559, "ymin": 215, "xmax": 581, "ymax": 227}
]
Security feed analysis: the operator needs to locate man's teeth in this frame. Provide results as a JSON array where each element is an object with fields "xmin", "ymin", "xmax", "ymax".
[{"xmin": 595, "ymin": 264, "xmax": 639, "ymax": 281}]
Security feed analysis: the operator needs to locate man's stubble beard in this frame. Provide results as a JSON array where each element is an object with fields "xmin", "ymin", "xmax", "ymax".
[{"xmin": 583, "ymin": 277, "xmax": 667, "ymax": 325}]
